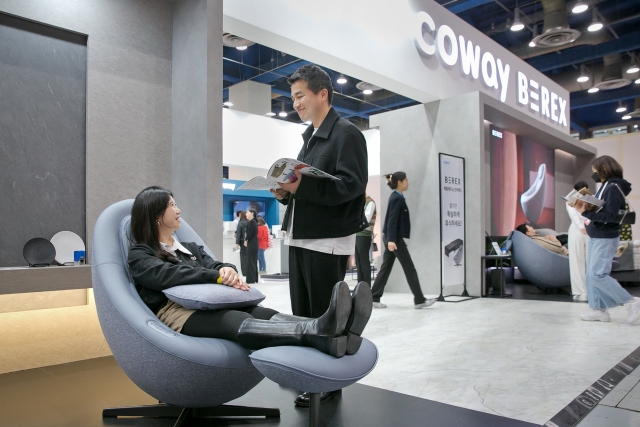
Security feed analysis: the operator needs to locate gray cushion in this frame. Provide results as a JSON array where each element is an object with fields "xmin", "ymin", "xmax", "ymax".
[
  {"xmin": 249, "ymin": 338, "xmax": 378, "ymax": 393},
  {"xmin": 163, "ymin": 284, "xmax": 266, "ymax": 310}
]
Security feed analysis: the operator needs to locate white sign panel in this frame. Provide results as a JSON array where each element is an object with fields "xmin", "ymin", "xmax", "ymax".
[
  {"xmin": 440, "ymin": 154, "xmax": 465, "ymax": 287},
  {"xmin": 223, "ymin": 0, "xmax": 570, "ymax": 133}
]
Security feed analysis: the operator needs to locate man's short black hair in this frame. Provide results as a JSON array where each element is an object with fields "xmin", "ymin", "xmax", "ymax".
[
  {"xmin": 287, "ymin": 64, "xmax": 333, "ymax": 105},
  {"xmin": 515, "ymin": 223, "xmax": 529, "ymax": 234}
]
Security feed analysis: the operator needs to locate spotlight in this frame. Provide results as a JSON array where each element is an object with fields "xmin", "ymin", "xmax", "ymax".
[
  {"xmin": 588, "ymin": 87, "xmax": 599, "ymax": 93},
  {"xmin": 278, "ymin": 111, "xmax": 288, "ymax": 118},
  {"xmin": 363, "ymin": 89, "xmax": 373, "ymax": 95},
  {"xmin": 236, "ymin": 46, "xmax": 247, "ymax": 51},
  {"xmin": 266, "ymin": 112, "xmax": 276, "ymax": 117},
  {"xmin": 577, "ymin": 65, "xmax": 590, "ymax": 83},
  {"xmin": 529, "ymin": 25, "xmax": 538, "ymax": 47},
  {"xmin": 223, "ymin": 101, "xmax": 233, "ymax": 107},
  {"xmin": 572, "ymin": 1, "xmax": 589, "ymax": 14},
  {"xmin": 616, "ymin": 101, "xmax": 627, "ymax": 113},
  {"xmin": 622, "ymin": 115, "xmax": 631, "ymax": 120},
  {"xmin": 636, "ymin": 78, "xmax": 640, "ymax": 84},
  {"xmin": 510, "ymin": 8, "xmax": 525, "ymax": 32},
  {"xmin": 588, "ymin": 8, "xmax": 603, "ymax": 32},
  {"xmin": 627, "ymin": 54, "xmax": 639, "ymax": 74},
  {"xmin": 336, "ymin": 75, "xmax": 347, "ymax": 84}
]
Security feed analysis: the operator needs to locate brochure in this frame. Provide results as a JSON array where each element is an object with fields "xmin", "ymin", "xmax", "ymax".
[
  {"xmin": 561, "ymin": 187, "xmax": 604, "ymax": 212},
  {"xmin": 237, "ymin": 158, "xmax": 340, "ymax": 191}
]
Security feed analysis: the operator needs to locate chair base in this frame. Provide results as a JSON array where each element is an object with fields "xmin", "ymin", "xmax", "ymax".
[{"xmin": 103, "ymin": 403, "xmax": 280, "ymax": 427}]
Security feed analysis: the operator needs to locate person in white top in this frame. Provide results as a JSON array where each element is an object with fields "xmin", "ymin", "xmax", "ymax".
[{"xmin": 566, "ymin": 181, "xmax": 590, "ymax": 302}]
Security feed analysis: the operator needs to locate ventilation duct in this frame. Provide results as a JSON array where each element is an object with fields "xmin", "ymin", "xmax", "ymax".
[
  {"xmin": 594, "ymin": 54, "xmax": 633, "ymax": 91},
  {"xmin": 531, "ymin": 0, "xmax": 581, "ymax": 47},
  {"xmin": 222, "ymin": 33, "xmax": 255, "ymax": 48},
  {"xmin": 355, "ymin": 82, "xmax": 382, "ymax": 92}
]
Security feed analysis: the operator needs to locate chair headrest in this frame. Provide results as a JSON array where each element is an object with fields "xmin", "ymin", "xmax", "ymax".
[{"xmin": 119, "ymin": 216, "xmax": 135, "ymax": 284}]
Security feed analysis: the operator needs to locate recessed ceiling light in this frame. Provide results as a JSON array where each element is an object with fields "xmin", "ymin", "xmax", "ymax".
[
  {"xmin": 622, "ymin": 115, "xmax": 631, "ymax": 120},
  {"xmin": 572, "ymin": 1, "xmax": 589, "ymax": 14},
  {"xmin": 236, "ymin": 46, "xmax": 248, "ymax": 51},
  {"xmin": 337, "ymin": 75, "xmax": 347, "ymax": 84},
  {"xmin": 266, "ymin": 112, "xmax": 276, "ymax": 117},
  {"xmin": 588, "ymin": 87, "xmax": 599, "ymax": 93},
  {"xmin": 223, "ymin": 101, "xmax": 233, "ymax": 107},
  {"xmin": 363, "ymin": 89, "xmax": 373, "ymax": 95}
]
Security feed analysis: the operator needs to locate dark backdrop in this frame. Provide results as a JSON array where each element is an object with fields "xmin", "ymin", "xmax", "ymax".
[{"xmin": 0, "ymin": 13, "xmax": 87, "ymax": 267}]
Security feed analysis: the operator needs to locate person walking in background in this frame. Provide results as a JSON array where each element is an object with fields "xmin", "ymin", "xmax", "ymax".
[
  {"xmin": 257, "ymin": 216, "xmax": 269, "ymax": 273},
  {"xmin": 355, "ymin": 194, "xmax": 376, "ymax": 286},
  {"xmin": 371, "ymin": 172, "xmax": 436, "ymax": 309},
  {"xmin": 567, "ymin": 180, "xmax": 590, "ymax": 302},
  {"xmin": 243, "ymin": 209, "xmax": 259, "ymax": 284},
  {"xmin": 575, "ymin": 156, "xmax": 640, "ymax": 323},
  {"xmin": 235, "ymin": 211, "xmax": 248, "ymax": 279}
]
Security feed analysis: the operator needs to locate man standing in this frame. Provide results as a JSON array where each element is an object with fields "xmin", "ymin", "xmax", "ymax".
[
  {"xmin": 355, "ymin": 195, "xmax": 376, "ymax": 286},
  {"xmin": 271, "ymin": 64, "xmax": 368, "ymax": 405}
]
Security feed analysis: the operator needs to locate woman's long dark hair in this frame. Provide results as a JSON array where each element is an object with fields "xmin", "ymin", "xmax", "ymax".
[
  {"xmin": 385, "ymin": 172, "xmax": 407, "ymax": 190},
  {"xmin": 592, "ymin": 155, "xmax": 623, "ymax": 182},
  {"xmin": 130, "ymin": 186, "xmax": 179, "ymax": 263}
]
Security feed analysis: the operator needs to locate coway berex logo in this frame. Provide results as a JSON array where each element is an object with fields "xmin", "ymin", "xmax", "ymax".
[{"xmin": 414, "ymin": 11, "xmax": 567, "ymax": 127}]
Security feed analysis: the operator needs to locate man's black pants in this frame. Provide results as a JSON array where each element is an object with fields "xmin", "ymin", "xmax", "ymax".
[
  {"xmin": 289, "ymin": 246, "xmax": 349, "ymax": 318},
  {"xmin": 355, "ymin": 235, "xmax": 372, "ymax": 285}
]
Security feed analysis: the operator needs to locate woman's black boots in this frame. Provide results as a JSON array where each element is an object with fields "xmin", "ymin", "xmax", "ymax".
[
  {"xmin": 237, "ymin": 282, "xmax": 352, "ymax": 358},
  {"xmin": 269, "ymin": 281, "xmax": 373, "ymax": 355}
]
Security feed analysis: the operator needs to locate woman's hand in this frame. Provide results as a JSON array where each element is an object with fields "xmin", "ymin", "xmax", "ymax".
[
  {"xmin": 244, "ymin": 241, "xmax": 247, "ymax": 247},
  {"xmin": 387, "ymin": 242, "xmax": 397, "ymax": 252},
  {"xmin": 580, "ymin": 227, "xmax": 588, "ymax": 235},
  {"xmin": 218, "ymin": 267, "xmax": 250, "ymax": 291},
  {"xmin": 235, "ymin": 244, "xmax": 240, "ymax": 250},
  {"xmin": 575, "ymin": 200, "xmax": 586, "ymax": 214}
]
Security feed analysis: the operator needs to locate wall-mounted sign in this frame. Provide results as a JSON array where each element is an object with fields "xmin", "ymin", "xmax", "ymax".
[
  {"xmin": 415, "ymin": 10, "xmax": 568, "ymax": 128},
  {"xmin": 222, "ymin": 182, "xmax": 236, "ymax": 191}
]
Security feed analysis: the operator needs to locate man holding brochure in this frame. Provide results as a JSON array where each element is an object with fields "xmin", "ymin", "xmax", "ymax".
[{"xmin": 271, "ymin": 64, "xmax": 369, "ymax": 406}]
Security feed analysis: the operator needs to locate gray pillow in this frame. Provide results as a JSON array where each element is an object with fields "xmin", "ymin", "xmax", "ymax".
[{"xmin": 163, "ymin": 284, "xmax": 265, "ymax": 310}]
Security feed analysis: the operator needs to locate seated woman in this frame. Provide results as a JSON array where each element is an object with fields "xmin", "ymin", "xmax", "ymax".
[
  {"xmin": 515, "ymin": 223, "xmax": 569, "ymax": 256},
  {"xmin": 127, "ymin": 186, "xmax": 371, "ymax": 359}
]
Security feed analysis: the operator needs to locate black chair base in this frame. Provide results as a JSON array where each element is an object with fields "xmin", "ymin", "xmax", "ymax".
[{"xmin": 103, "ymin": 403, "xmax": 280, "ymax": 427}]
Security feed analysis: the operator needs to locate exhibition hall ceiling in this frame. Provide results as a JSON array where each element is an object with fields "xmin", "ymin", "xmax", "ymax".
[{"xmin": 221, "ymin": 0, "xmax": 640, "ymax": 134}]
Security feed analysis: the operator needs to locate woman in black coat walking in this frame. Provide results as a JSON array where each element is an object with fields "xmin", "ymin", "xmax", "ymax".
[
  {"xmin": 244, "ymin": 209, "xmax": 260, "ymax": 284},
  {"xmin": 371, "ymin": 172, "xmax": 436, "ymax": 309}
]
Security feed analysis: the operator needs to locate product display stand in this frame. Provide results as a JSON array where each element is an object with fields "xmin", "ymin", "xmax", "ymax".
[{"xmin": 436, "ymin": 280, "xmax": 477, "ymax": 303}]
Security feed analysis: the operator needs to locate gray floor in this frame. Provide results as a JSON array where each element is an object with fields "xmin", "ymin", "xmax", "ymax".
[{"xmin": 577, "ymin": 366, "xmax": 640, "ymax": 427}]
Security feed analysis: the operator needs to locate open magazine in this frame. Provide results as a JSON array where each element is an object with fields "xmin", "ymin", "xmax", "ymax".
[
  {"xmin": 237, "ymin": 158, "xmax": 340, "ymax": 191},
  {"xmin": 561, "ymin": 187, "xmax": 604, "ymax": 212}
]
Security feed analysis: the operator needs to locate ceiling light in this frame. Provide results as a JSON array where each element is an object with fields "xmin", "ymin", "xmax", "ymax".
[
  {"xmin": 616, "ymin": 101, "xmax": 627, "ymax": 113},
  {"xmin": 336, "ymin": 74, "xmax": 347, "ymax": 84},
  {"xmin": 529, "ymin": 25, "xmax": 537, "ymax": 47},
  {"xmin": 236, "ymin": 46, "xmax": 247, "ymax": 51},
  {"xmin": 588, "ymin": 86, "xmax": 599, "ymax": 93},
  {"xmin": 572, "ymin": 1, "xmax": 589, "ymax": 14},
  {"xmin": 363, "ymin": 89, "xmax": 373, "ymax": 95},
  {"xmin": 622, "ymin": 115, "xmax": 631, "ymax": 120},
  {"xmin": 588, "ymin": 8, "xmax": 603, "ymax": 32},
  {"xmin": 223, "ymin": 101, "xmax": 233, "ymax": 107},
  {"xmin": 266, "ymin": 112, "xmax": 276, "ymax": 117},
  {"xmin": 278, "ymin": 102, "xmax": 287, "ymax": 117},
  {"xmin": 510, "ymin": 8, "xmax": 525, "ymax": 32},
  {"xmin": 636, "ymin": 78, "xmax": 640, "ymax": 84},
  {"xmin": 627, "ymin": 54, "xmax": 639, "ymax": 74},
  {"xmin": 577, "ymin": 65, "xmax": 590, "ymax": 83}
]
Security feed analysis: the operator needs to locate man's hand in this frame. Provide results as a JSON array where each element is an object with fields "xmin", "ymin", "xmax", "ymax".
[
  {"xmin": 218, "ymin": 267, "xmax": 250, "ymax": 291},
  {"xmin": 278, "ymin": 169, "xmax": 302, "ymax": 194},
  {"xmin": 270, "ymin": 188, "xmax": 290, "ymax": 200},
  {"xmin": 387, "ymin": 242, "xmax": 397, "ymax": 252}
]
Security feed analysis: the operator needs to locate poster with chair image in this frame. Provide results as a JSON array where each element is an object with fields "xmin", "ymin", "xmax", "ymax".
[{"xmin": 440, "ymin": 154, "xmax": 466, "ymax": 288}]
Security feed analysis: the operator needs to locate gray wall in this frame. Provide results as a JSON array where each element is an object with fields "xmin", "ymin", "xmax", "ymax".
[
  {"xmin": 0, "ymin": 13, "xmax": 87, "ymax": 267},
  {"xmin": 172, "ymin": 0, "xmax": 223, "ymax": 256},
  {"xmin": 370, "ymin": 92, "xmax": 484, "ymax": 297},
  {"xmin": 0, "ymin": 0, "xmax": 174, "ymax": 258}
]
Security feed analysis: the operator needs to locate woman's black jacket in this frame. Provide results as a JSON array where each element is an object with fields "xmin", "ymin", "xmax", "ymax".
[
  {"xmin": 127, "ymin": 242, "xmax": 236, "ymax": 314},
  {"xmin": 382, "ymin": 191, "xmax": 411, "ymax": 244}
]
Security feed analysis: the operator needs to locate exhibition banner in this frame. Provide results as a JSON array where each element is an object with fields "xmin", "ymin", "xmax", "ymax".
[{"xmin": 439, "ymin": 154, "xmax": 465, "ymax": 288}]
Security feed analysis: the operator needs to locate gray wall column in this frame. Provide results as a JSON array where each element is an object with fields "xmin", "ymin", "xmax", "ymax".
[
  {"xmin": 371, "ymin": 92, "xmax": 484, "ymax": 297},
  {"xmin": 172, "ymin": 0, "xmax": 223, "ymax": 255}
]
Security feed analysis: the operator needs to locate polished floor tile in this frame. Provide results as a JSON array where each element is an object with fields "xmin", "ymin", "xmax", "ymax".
[{"xmin": 575, "ymin": 405, "xmax": 640, "ymax": 427}]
